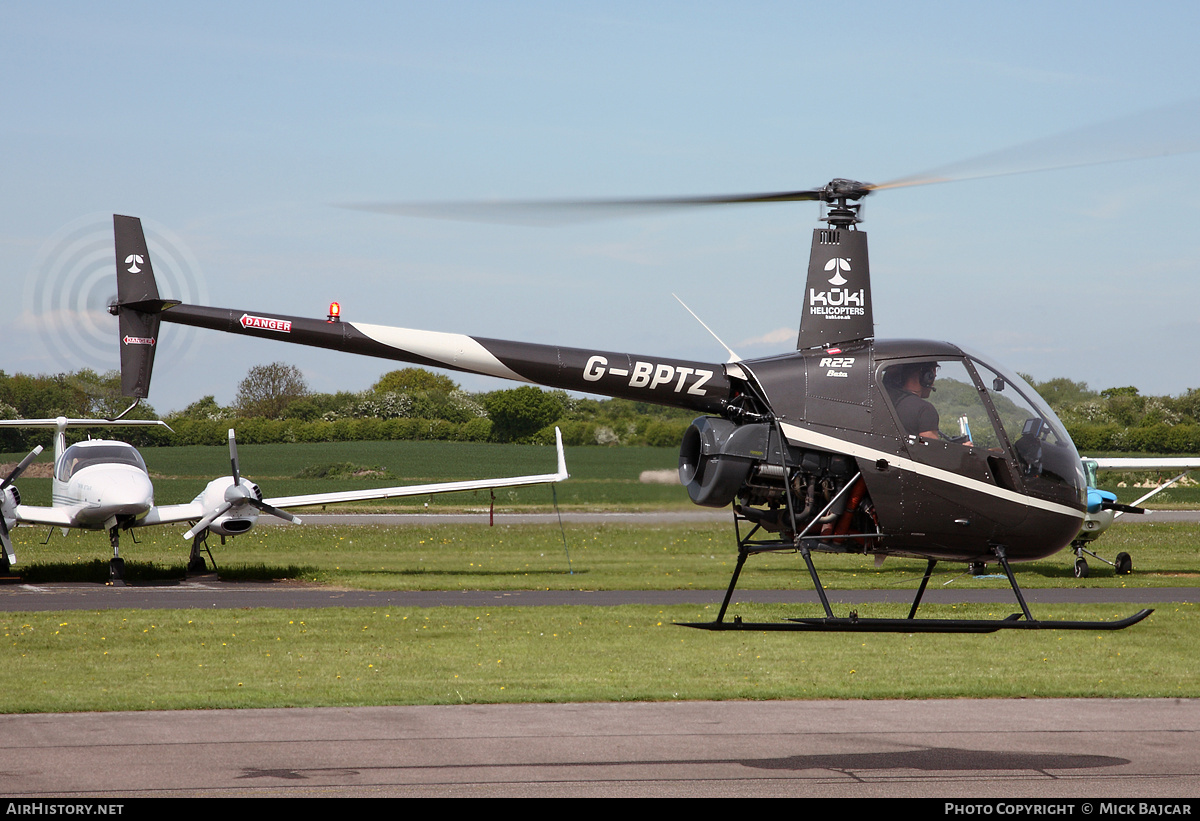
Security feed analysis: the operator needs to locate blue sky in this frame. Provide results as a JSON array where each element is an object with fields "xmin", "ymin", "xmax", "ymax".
[{"xmin": 4, "ymin": 1, "xmax": 1200, "ymax": 413}]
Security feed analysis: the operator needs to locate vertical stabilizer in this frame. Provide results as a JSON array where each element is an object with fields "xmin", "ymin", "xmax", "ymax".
[
  {"xmin": 113, "ymin": 215, "xmax": 175, "ymax": 398},
  {"xmin": 796, "ymin": 228, "xmax": 873, "ymax": 350}
]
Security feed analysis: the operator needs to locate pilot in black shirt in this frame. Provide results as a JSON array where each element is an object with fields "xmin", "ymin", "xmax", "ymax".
[{"xmin": 887, "ymin": 363, "xmax": 941, "ymax": 438}]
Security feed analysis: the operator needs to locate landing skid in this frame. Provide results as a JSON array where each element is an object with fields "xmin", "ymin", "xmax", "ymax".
[
  {"xmin": 682, "ymin": 517, "xmax": 1153, "ymax": 633},
  {"xmin": 683, "ymin": 611, "xmax": 1154, "ymax": 633}
]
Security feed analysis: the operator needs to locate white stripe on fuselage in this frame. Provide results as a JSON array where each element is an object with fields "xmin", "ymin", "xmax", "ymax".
[
  {"xmin": 352, "ymin": 322, "xmax": 531, "ymax": 383},
  {"xmin": 778, "ymin": 421, "xmax": 1083, "ymax": 521}
]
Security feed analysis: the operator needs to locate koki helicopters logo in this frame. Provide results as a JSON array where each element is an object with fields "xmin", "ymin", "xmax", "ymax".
[
  {"xmin": 809, "ymin": 257, "xmax": 865, "ymax": 319},
  {"xmin": 124, "ymin": 254, "xmax": 144, "ymax": 274}
]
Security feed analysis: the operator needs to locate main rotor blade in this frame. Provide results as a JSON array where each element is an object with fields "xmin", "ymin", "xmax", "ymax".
[
  {"xmin": 340, "ymin": 188, "xmax": 831, "ymax": 225},
  {"xmin": 873, "ymin": 97, "xmax": 1200, "ymax": 192}
]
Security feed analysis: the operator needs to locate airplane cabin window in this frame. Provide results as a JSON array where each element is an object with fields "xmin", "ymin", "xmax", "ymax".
[{"xmin": 59, "ymin": 444, "xmax": 149, "ymax": 480}]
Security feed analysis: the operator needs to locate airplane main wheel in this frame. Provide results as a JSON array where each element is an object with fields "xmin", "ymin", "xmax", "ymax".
[
  {"xmin": 1115, "ymin": 552, "xmax": 1133, "ymax": 575},
  {"xmin": 1074, "ymin": 558, "xmax": 1089, "ymax": 578}
]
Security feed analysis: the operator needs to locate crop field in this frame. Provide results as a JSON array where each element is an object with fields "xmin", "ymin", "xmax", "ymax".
[{"xmin": 1, "ymin": 439, "xmax": 692, "ymax": 510}]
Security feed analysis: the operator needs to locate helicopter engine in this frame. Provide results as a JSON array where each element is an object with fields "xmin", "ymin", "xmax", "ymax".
[{"xmin": 679, "ymin": 416, "xmax": 873, "ymax": 541}]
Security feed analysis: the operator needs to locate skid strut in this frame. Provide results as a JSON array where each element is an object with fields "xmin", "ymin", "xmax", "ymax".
[{"xmin": 685, "ymin": 539, "xmax": 1153, "ymax": 634}]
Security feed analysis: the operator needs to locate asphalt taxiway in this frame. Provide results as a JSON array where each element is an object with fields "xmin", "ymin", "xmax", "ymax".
[{"xmin": 2, "ymin": 699, "xmax": 1197, "ymax": 798}]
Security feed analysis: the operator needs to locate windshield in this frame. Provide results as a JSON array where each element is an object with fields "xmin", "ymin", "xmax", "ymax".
[
  {"xmin": 964, "ymin": 348, "xmax": 1085, "ymax": 501},
  {"xmin": 58, "ymin": 443, "xmax": 149, "ymax": 481}
]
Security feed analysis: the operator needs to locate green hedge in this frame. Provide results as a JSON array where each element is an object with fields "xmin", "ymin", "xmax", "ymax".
[
  {"xmin": 161, "ymin": 417, "xmax": 495, "ymax": 447},
  {"xmin": 1065, "ymin": 422, "xmax": 1200, "ymax": 454}
]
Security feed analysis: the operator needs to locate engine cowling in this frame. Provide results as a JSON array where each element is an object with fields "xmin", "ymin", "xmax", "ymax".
[
  {"xmin": 678, "ymin": 417, "xmax": 773, "ymax": 507},
  {"xmin": 191, "ymin": 477, "xmax": 262, "ymax": 536}
]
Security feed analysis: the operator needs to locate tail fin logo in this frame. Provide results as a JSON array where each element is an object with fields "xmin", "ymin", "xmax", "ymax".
[
  {"xmin": 124, "ymin": 254, "xmax": 144, "ymax": 274},
  {"xmin": 824, "ymin": 257, "xmax": 851, "ymax": 285}
]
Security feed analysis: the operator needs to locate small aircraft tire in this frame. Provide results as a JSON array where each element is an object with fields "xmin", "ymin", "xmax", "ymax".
[
  {"xmin": 1074, "ymin": 558, "xmax": 1089, "ymax": 579},
  {"xmin": 1115, "ymin": 552, "xmax": 1133, "ymax": 575}
]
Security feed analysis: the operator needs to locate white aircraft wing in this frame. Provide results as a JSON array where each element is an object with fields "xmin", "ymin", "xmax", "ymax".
[
  {"xmin": 1092, "ymin": 457, "xmax": 1200, "ymax": 470},
  {"xmin": 13, "ymin": 504, "xmax": 86, "ymax": 528},
  {"xmin": 135, "ymin": 501, "xmax": 209, "ymax": 528},
  {"xmin": 262, "ymin": 427, "xmax": 570, "ymax": 510},
  {"xmin": 1089, "ymin": 456, "xmax": 1200, "ymax": 514}
]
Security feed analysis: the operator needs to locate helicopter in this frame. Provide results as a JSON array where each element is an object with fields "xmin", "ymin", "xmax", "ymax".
[{"xmin": 109, "ymin": 184, "xmax": 1160, "ymax": 634}]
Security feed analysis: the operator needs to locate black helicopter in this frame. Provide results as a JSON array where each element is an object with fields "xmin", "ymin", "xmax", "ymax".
[{"xmin": 110, "ymin": 183, "xmax": 1155, "ymax": 633}]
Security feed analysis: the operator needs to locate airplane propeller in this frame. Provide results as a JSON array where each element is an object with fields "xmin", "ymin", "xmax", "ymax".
[
  {"xmin": 183, "ymin": 429, "xmax": 299, "ymax": 541},
  {"xmin": 0, "ymin": 446, "xmax": 44, "ymax": 566}
]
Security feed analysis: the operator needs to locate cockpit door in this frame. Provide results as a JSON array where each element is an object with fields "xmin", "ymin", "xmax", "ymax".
[{"xmin": 878, "ymin": 357, "xmax": 1026, "ymax": 542}]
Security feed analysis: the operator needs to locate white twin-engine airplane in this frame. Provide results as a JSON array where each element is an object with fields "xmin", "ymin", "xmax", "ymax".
[
  {"xmin": 0, "ymin": 417, "xmax": 568, "ymax": 581},
  {"xmin": 1071, "ymin": 456, "xmax": 1200, "ymax": 577}
]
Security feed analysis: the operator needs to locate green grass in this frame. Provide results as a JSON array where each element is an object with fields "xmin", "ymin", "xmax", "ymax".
[
  {"xmin": 10, "ymin": 521, "xmax": 1200, "ymax": 590},
  {"xmin": 0, "ymin": 602, "xmax": 1193, "ymax": 713},
  {"xmin": 3, "ymin": 454, "xmax": 1198, "ymax": 712}
]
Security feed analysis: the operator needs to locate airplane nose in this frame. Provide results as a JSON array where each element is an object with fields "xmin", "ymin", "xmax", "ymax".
[{"xmin": 99, "ymin": 471, "xmax": 155, "ymax": 517}]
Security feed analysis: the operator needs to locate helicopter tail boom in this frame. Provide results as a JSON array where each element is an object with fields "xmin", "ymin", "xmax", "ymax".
[{"xmin": 144, "ymin": 301, "xmax": 733, "ymax": 414}]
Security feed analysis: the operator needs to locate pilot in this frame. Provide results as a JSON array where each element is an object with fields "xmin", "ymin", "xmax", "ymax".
[{"xmin": 886, "ymin": 362, "xmax": 941, "ymax": 439}]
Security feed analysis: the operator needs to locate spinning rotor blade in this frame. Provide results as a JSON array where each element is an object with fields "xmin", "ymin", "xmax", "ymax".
[
  {"xmin": 341, "ymin": 185, "xmax": 848, "ymax": 225},
  {"xmin": 346, "ymin": 99, "xmax": 1200, "ymax": 223},
  {"xmin": 872, "ymin": 97, "xmax": 1200, "ymax": 192}
]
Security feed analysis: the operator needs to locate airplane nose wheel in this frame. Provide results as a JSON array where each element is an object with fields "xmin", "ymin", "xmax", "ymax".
[
  {"xmin": 107, "ymin": 525, "xmax": 125, "ymax": 585},
  {"xmin": 1073, "ymin": 544, "xmax": 1131, "ymax": 577}
]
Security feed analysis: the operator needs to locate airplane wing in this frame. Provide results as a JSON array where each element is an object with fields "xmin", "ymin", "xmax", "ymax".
[
  {"xmin": 262, "ymin": 427, "xmax": 570, "ymax": 510},
  {"xmin": 135, "ymin": 502, "xmax": 208, "ymax": 528},
  {"xmin": 1092, "ymin": 457, "xmax": 1200, "ymax": 470},
  {"xmin": 1088, "ymin": 457, "xmax": 1200, "ymax": 515},
  {"xmin": 13, "ymin": 504, "xmax": 85, "ymax": 528}
]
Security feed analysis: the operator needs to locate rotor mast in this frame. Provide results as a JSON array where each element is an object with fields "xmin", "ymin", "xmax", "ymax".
[{"xmin": 795, "ymin": 180, "xmax": 875, "ymax": 351}]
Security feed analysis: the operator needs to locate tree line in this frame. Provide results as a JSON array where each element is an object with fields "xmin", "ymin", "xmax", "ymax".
[{"xmin": 1, "ymin": 365, "xmax": 1198, "ymax": 453}]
